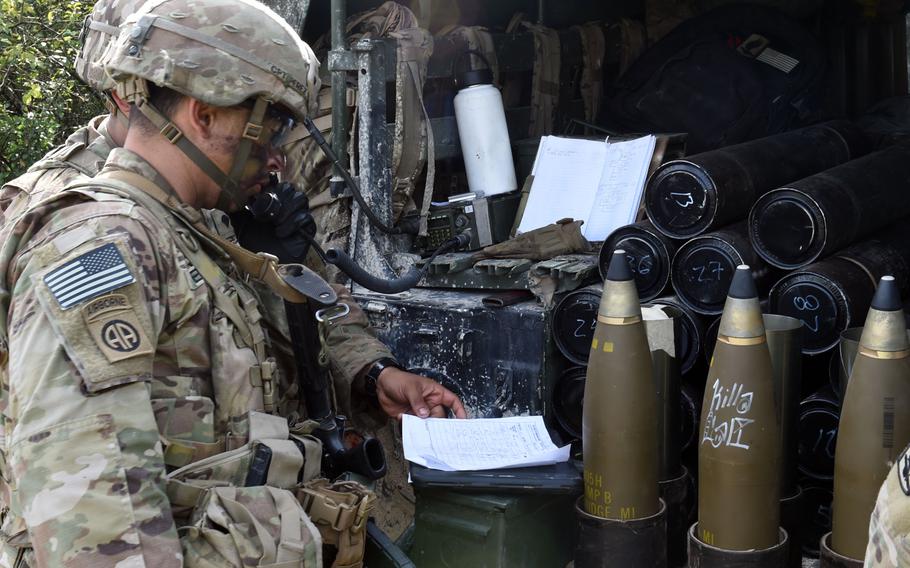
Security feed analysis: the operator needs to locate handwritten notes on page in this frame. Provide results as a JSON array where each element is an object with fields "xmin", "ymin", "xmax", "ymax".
[
  {"xmin": 402, "ymin": 415, "xmax": 571, "ymax": 472},
  {"xmin": 585, "ymin": 136, "xmax": 657, "ymax": 239},
  {"xmin": 517, "ymin": 135, "xmax": 657, "ymax": 241},
  {"xmin": 520, "ymin": 137, "xmax": 607, "ymax": 235}
]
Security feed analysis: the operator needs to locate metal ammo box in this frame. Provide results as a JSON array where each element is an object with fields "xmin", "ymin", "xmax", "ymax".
[
  {"xmin": 406, "ymin": 462, "xmax": 581, "ymax": 567},
  {"xmin": 353, "ymin": 286, "xmax": 565, "ymax": 419}
]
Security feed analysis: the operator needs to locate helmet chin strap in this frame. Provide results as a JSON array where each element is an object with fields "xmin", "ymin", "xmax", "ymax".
[
  {"xmin": 218, "ymin": 96, "xmax": 270, "ymax": 211},
  {"xmin": 118, "ymin": 77, "xmax": 269, "ymax": 210}
]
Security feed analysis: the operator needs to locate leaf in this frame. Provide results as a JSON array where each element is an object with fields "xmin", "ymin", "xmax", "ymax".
[{"xmin": 0, "ymin": 0, "xmax": 102, "ymax": 184}]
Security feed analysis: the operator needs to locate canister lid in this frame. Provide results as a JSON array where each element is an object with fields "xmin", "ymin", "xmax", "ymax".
[{"xmin": 456, "ymin": 68, "xmax": 494, "ymax": 89}]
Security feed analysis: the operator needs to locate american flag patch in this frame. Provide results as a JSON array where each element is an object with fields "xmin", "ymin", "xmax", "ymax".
[{"xmin": 44, "ymin": 243, "xmax": 135, "ymax": 310}]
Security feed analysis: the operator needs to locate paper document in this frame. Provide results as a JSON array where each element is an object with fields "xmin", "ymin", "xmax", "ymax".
[
  {"xmin": 402, "ymin": 415, "xmax": 571, "ymax": 472},
  {"xmin": 521, "ymin": 136, "xmax": 607, "ymax": 235},
  {"xmin": 517, "ymin": 135, "xmax": 657, "ymax": 241},
  {"xmin": 585, "ymin": 135, "xmax": 657, "ymax": 239}
]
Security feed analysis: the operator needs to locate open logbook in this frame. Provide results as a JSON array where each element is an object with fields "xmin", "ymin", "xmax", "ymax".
[{"xmin": 516, "ymin": 135, "xmax": 657, "ymax": 241}]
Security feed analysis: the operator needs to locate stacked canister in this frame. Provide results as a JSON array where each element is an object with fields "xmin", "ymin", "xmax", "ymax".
[{"xmin": 553, "ymin": 121, "xmax": 910, "ymax": 566}]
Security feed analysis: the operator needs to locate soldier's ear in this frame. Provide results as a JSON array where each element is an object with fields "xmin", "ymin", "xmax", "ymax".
[
  {"xmin": 184, "ymin": 99, "xmax": 248, "ymax": 142},
  {"xmin": 184, "ymin": 98, "xmax": 217, "ymax": 137}
]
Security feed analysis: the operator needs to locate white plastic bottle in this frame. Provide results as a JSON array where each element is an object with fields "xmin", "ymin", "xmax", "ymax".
[{"xmin": 453, "ymin": 58, "xmax": 518, "ymax": 197}]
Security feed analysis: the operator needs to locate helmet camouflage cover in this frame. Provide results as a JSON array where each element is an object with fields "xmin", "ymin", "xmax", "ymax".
[
  {"xmin": 100, "ymin": 0, "xmax": 321, "ymax": 207},
  {"xmin": 104, "ymin": 0, "xmax": 320, "ymax": 120},
  {"xmin": 75, "ymin": 0, "xmax": 145, "ymax": 94}
]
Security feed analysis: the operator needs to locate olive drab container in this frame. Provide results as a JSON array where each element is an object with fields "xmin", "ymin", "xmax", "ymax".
[
  {"xmin": 824, "ymin": 276, "xmax": 910, "ymax": 566},
  {"xmin": 644, "ymin": 121, "xmax": 867, "ymax": 239},
  {"xmin": 575, "ymin": 250, "xmax": 666, "ymax": 568},
  {"xmin": 690, "ymin": 265, "xmax": 788, "ymax": 567},
  {"xmin": 763, "ymin": 314, "xmax": 804, "ymax": 568}
]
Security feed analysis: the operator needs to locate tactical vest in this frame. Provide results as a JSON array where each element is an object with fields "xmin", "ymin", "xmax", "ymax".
[
  {"xmin": 63, "ymin": 173, "xmax": 376, "ymax": 568},
  {"xmin": 57, "ymin": 173, "xmax": 283, "ymax": 458},
  {"xmin": 0, "ymin": 171, "xmax": 376, "ymax": 567},
  {"xmin": 500, "ymin": 15, "xmax": 561, "ymax": 138},
  {"xmin": 574, "ymin": 22, "xmax": 606, "ymax": 123}
]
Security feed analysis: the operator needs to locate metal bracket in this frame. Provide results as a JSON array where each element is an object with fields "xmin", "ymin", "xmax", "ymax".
[
  {"xmin": 127, "ymin": 14, "xmax": 157, "ymax": 56},
  {"xmin": 328, "ymin": 49, "xmax": 358, "ymax": 72},
  {"xmin": 160, "ymin": 122, "xmax": 184, "ymax": 144}
]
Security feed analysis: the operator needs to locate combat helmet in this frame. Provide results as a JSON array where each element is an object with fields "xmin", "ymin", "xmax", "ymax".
[
  {"xmin": 103, "ymin": 0, "xmax": 320, "ymax": 209},
  {"xmin": 75, "ymin": 0, "xmax": 145, "ymax": 98}
]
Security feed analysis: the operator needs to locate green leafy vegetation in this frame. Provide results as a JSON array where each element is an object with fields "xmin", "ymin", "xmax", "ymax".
[{"xmin": 0, "ymin": 0, "xmax": 105, "ymax": 184}]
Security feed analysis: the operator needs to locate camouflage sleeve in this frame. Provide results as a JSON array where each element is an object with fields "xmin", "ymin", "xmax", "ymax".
[
  {"xmin": 5, "ymin": 210, "xmax": 182, "ymax": 566},
  {"xmin": 321, "ymin": 285, "xmax": 392, "ymax": 424},
  {"xmin": 324, "ymin": 284, "xmax": 393, "ymax": 384}
]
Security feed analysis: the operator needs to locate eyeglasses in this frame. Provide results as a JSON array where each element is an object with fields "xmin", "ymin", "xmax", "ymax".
[
  {"xmin": 263, "ymin": 105, "xmax": 295, "ymax": 148},
  {"xmin": 237, "ymin": 100, "xmax": 296, "ymax": 148}
]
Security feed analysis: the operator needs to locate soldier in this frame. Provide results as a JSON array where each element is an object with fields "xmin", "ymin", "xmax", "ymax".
[
  {"xmin": 865, "ymin": 443, "xmax": 910, "ymax": 566},
  {"xmin": 0, "ymin": 0, "xmax": 464, "ymax": 565},
  {"xmin": 1, "ymin": 0, "xmax": 459, "ymax": 425}
]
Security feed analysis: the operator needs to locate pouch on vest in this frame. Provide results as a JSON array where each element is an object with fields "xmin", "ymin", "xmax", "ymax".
[
  {"xmin": 182, "ymin": 485, "xmax": 323, "ymax": 568},
  {"xmin": 298, "ymin": 478, "xmax": 376, "ymax": 568},
  {"xmin": 166, "ymin": 412, "xmax": 322, "ymax": 517},
  {"xmin": 153, "ymin": 395, "xmax": 221, "ymax": 469}
]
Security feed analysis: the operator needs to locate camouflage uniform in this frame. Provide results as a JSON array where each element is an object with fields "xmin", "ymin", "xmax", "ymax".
[
  {"xmin": 0, "ymin": 6, "xmax": 396, "ymax": 568},
  {"xmin": 0, "ymin": 147, "xmax": 386, "ymax": 565},
  {"xmin": 865, "ymin": 443, "xmax": 910, "ymax": 566},
  {"xmin": 0, "ymin": 116, "xmax": 390, "ymax": 412},
  {"xmin": 1, "ymin": 150, "xmax": 200, "ymax": 565},
  {"xmin": 0, "ymin": 0, "xmax": 430, "ymax": 562}
]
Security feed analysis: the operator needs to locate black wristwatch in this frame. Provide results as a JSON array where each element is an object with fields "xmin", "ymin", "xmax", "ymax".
[{"xmin": 363, "ymin": 357, "xmax": 401, "ymax": 399}]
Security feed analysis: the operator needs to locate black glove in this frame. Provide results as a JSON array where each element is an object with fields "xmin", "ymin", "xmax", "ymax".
[{"xmin": 232, "ymin": 181, "xmax": 317, "ymax": 264}]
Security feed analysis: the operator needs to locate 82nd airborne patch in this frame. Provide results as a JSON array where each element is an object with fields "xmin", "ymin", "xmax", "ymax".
[{"xmin": 82, "ymin": 293, "xmax": 153, "ymax": 363}]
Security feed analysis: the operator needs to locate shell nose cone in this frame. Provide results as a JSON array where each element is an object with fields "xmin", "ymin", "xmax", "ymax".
[
  {"xmin": 871, "ymin": 275, "xmax": 902, "ymax": 311},
  {"xmin": 606, "ymin": 249, "xmax": 634, "ymax": 282},
  {"xmin": 728, "ymin": 264, "xmax": 758, "ymax": 300}
]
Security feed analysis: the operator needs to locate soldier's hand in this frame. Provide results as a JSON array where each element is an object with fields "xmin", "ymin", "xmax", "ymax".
[
  {"xmin": 270, "ymin": 182, "xmax": 316, "ymax": 241},
  {"xmin": 234, "ymin": 181, "xmax": 317, "ymax": 264},
  {"xmin": 376, "ymin": 367, "xmax": 468, "ymax": 420}
]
